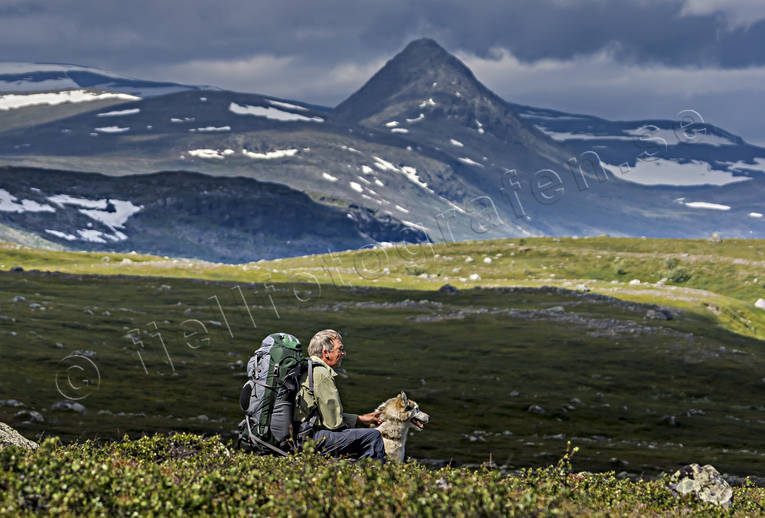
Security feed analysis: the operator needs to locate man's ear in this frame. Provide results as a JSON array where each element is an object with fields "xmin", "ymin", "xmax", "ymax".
[{"xmin": 400, "ymin": 391, "xmax": 408, "ymax": 405}]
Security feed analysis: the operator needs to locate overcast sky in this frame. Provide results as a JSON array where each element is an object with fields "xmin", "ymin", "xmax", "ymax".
[{"xmin": 2, "ymin": 0, "xmax": 765, "ymax": 144}]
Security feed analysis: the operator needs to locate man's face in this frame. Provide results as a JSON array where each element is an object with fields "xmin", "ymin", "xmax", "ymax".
[{"xmin": 321, "ymin": 336, "xmax": 345, "ymax": 368}]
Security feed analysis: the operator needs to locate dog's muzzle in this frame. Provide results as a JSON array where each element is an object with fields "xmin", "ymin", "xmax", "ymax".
[{"xmin": 410, "ymin": 412, "xmax": 430, "ymax": 430}]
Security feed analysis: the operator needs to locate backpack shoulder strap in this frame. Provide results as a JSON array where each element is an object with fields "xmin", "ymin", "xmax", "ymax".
[{"xmin": 307, "ymin": 359, "xmax": 328, "ymax": 393}]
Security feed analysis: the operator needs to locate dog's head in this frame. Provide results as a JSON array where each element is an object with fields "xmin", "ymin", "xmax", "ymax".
[{"xmin": 376, "ymin": 391, "xmax": 430, "ymax": 431}]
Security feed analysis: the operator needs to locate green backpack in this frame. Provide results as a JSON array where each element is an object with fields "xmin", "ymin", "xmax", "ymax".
[{"xmin": 238, "ymin": 332, "xmax": 305, "ymax": 455}]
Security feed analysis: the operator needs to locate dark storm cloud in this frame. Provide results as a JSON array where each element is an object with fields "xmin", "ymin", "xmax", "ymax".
[
  {"xmin": 1, "ymin": 0, "xmax": 765, "ymax": 70},
  {"xmin": 1, "ymin": 0, "xmax": 764, "ymax": 142}
]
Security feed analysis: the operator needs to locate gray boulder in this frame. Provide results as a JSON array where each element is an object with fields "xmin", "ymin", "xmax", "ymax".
[
  {"xmin": 438, "ymin": 284, "xmax": 458, "ymax": 294},
  {"xmin": 51, "ymin": 401, "xmax": 87, "ymax": 414},
  {"xmin": 646, "ymin": 308, "xmax": 673, "ymax": 320},
  {"xmin": 0, "ymin": 399, "xmax": 23, "ymax": 407},
  {"xmin": 0, "ymin": 421, "xmax": 38, "ymax": 450},
  {"xmin": 527, "ymin": 404, "xmax": 546, "ymax": 415},
  {"xmin": 668, "ymin": 463, "xmax": 733, "ymax": 508},
  {"xmin": 15, "ymin": 410, "xmax": 44, "ymax": 423}
]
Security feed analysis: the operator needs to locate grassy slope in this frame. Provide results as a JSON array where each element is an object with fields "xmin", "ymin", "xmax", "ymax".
[
  {"xmin": 2, "ymin": 236, "xmax": 763, "ymax": 340},
  {"xmin": 1, "ymin": 237, "xmax": 765, "ymax": 478}
]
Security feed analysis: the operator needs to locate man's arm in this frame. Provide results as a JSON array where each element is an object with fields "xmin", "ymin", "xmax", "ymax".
[
  {"xmin": 356, "ymin": 411, "xmax": 383, "ymax": 427},
  {"xmin": 342, "ymin": 412, "xmax": 359, "ymax": 429}
]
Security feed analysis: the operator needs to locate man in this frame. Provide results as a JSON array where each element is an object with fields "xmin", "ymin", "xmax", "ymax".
[{"xmin": 294, "ymin": 329, "xmax": 386, "ymax": 461}]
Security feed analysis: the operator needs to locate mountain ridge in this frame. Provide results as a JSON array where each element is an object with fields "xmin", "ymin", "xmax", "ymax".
[{"xmin": 0, "ymin": 39, "xmax": 763, "ymax": 260}]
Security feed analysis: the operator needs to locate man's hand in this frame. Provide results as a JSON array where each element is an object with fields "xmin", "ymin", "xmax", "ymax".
[{"xmin": 356, "ymin": 411, "xmax": 383, "ymax": 427}]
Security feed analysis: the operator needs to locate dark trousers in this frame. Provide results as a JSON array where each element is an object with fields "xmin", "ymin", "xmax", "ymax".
[{"xmin": 313, "ymin": 428, "xmax": 386, "ymax": 461}]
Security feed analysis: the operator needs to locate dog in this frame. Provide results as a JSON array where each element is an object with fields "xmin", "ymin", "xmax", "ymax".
[{"xmin": 374, "ymin": 391, "xmax": 430, "ymax": 462}]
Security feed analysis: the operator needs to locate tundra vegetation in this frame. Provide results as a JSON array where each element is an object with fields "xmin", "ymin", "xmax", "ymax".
[
  {"xmin": 0, "ymin": 236, "xmax": 764, "ymax": 512},
  {"xmin": 2, "ymin": 434, "xmax": 764, "ymax": 516}
]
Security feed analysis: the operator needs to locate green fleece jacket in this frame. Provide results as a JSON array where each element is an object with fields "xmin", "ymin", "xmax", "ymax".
[{"xmin": 293, "ymin": 356, "xmax": 358, "ymax": 431}]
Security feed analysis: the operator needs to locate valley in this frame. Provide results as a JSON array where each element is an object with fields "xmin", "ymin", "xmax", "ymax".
[{"xmin": 1, "ymin": 237, "xmax": 763, "ymax": 479}]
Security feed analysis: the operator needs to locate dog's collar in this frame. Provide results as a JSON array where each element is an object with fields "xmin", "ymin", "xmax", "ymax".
[{"xmin": 379, "ymin": 429, "xmax": 399, "ymax": 441}]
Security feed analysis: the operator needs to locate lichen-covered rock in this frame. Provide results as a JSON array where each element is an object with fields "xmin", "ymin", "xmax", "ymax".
[
  {"xmin": 668, "ymin": 463, "xmax": 733, "ymax": 508},
  {"xmin": 0, "ymin": 421, "xmax": 38, "ymax": 450}
]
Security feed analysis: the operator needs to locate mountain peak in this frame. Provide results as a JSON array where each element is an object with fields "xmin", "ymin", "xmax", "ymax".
[
  {"xmin": 331, "ymin": 38, "xmax": 485, "ymax": 123},
  {"xmin": 397, "ymin": 38, "xmax": 452, "ymax": 61}
]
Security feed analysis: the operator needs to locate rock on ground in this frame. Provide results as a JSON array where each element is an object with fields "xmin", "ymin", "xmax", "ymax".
[
  {"xmin": 755, "ymin": 298, "xmax": 765, "ymax": 310},
  {"xmin": 51, "ymin": 401, "xmax": 87, "ymax": 414},
  {"xmin": 0, "ymin": 421, "xmax": 38, "ymax": 450},
  {"xmin": 668, "ymin": 463, "xmax": 733, "ymax": 507}
]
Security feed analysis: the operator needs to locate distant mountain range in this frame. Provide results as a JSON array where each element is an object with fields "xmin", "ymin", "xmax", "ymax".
[{"xmin": 0, "ymin": 39, "xmax": 763, "ymax": 262}]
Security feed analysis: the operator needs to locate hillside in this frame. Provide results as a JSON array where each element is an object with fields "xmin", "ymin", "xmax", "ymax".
[
  {"xmin": 1, "ymin": 236, "xmax": 762, "ymax": 340},
  {"xmin": 1, "ymin": 39, "xmax": 763, "ymax": 252},
  {"xmin": 1, "ymin": 237, "xmax": 764, "ymax": 479},
  {"xmin": 0, "ymin": 167, "xmax": 427, "ymax": 262}
]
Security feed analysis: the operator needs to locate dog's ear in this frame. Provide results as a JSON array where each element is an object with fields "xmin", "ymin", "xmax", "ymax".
[{"xmin": 400, "ymin": 391, "xmax": 408, "ymax": 405}]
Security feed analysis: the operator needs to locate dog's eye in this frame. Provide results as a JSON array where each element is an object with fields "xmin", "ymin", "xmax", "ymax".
[{"xmin": 406, "ymin": 405, "xmax": 413, "ymax": 410}]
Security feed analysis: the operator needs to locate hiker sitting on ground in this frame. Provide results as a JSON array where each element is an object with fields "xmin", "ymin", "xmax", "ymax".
[{"xmin": 294, "ymin": 329, "xmax": 386, "ymax": 461}]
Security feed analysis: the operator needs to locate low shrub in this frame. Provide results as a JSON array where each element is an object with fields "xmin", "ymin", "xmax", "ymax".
[{"xmin": 1, "ymin": 435, "xmax": 763, "ymax": 516}]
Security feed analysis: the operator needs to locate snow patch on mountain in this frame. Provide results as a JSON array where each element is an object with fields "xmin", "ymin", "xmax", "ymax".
[
  {"xmin": 406, "ymin": 113, "xmax": 424, "ymax": 123},
  {"xmin": 624, "ymin": 126, "xmax": 737, "ymax": 147},
  {"xmin": 683, "ymin": 201, "xmax": 731, "ymax": 211},
  {"xmin": 45, "ymin": 229, "xmax": 77, "ymax": 241},
  {"xmin": 450, "ymin": 139, "xmax": 464, "ymax": 147},
  {"xmin": 542, "ymin": 130, "xmax": 627, "ymax": 142},
  {"xmin": 400, "ymin": 166, "xmax": 430, "ymax": 191},
  {"xmin": 614, "ymin": 158, "xmax": 751, "ymax": 186},
  {"xmin": 0, "ymin": 90, "xmax": 139, "ymax": 111},
  {"xmin": 391, "ymin": 128, "xmax": 409, "ymax": 133},
  {"xmin": 97, "ymin": 108, "xmax": 140, "ymax": 117},
  {"xmin": 0, "ymin": 189, "xmax": 55, "ymax": 213},
  {"xmin": 750, "ymin": 212, "xmax": 763, "ymax": 218},
  {"xmin": 322, "ymin": 173, "xmax": 337, "ymax": 182},
  {"xmin": 229, "ymin": 102, "xmax": 323, "ymax": 122},
  {"xmin": 77, "ymin": 229, "xmax": 108, "ymax": 243},
  {"xmin": 458, "ymin": 157, "xmax": 484, "ymax": 167},
  {"xmin": 402, "ymin": 220, "xmax": 428, "ymax": 232},
  {"xmin": 419, "ymin": 98, "xmax": 436, "ymax": 108},
  {"xmin": 95, "ymin": 126, "xmax": 130, "ymax": 134},
  {"xmin": 724, "ymin": 158, "xmax": 765, "ymax": 173},
  {"xmin": 385, "ymin": 121, "xmax": 399, "ymax": 128},
  {"xmin": 268, "ymin": 99, "xmax": 308, "ymax": 111},
  {"xmin": 538, "ymin": 125, "xmax": 737, "ymax": 147},
  {"xmin": 190, "ymin": 126, "xmax": 231, "ymax": 133},
  {"xmin": 48, "ymin": 194, "xmax": 142, "ymax": 229},
  {"xmin": 373, "ymin": 156, "xmax": 398, "ymax": 172},
  {"xmin": 350, "ymin": 181, "xmax": 363, "ymax": 193},
  {"xmin": 371, "ymin": 156, "xmax": 430, "ymax": 191},
  {"xmin": 242, "ymin": 148, "xmax": 298, "ymax": 160},
  {"xmin": 48, "ymin": 194, "xmax": 108, "ymax": 209},
  {"xmin": 188, "ymin": 149, "xmax": 228, "ymax": 159}
]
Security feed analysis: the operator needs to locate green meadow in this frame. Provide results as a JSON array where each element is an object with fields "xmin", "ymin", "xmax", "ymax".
[{"xmin": 1, "ymin": 237, "xmax": 764, "ymax": 480}]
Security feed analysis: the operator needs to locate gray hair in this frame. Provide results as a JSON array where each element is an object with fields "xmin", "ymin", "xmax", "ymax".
[{"xmin": 308, "ymin": 329, "xmax": 341, "ymax": 357}]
